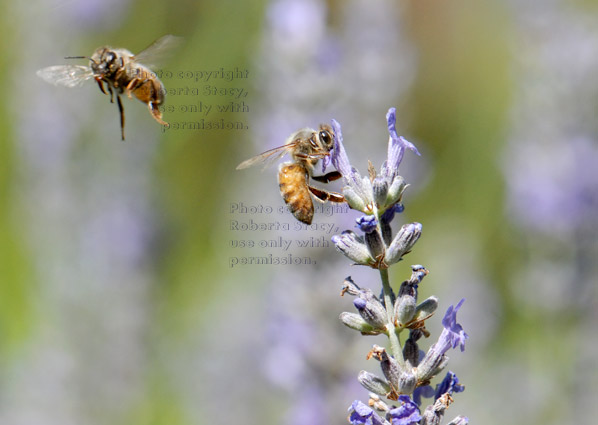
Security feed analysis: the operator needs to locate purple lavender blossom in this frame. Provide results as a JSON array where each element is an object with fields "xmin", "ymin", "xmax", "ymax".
[
  {"xmin": 439, "ymin": 299, "xmax": 468, "ymax": 353},
  {"xmin": 388, "ymin": 395, "xmax": 422, "ymax": 425},
  {"xmin": 413, "ymin": 385, "xmax": 435, "ymax": 406},
  {"xmin": 331, "ymin": 119, "xmax": 373, "ymax": 213},
  {"xmin": 348, "ymin": 400, "xmax": 386, "ymax": 425},
  {"xmin": 330, "ymin": 109, "xmax": 418, "ymax": 217},
  {"xmin": 382, "ymin": 108, "xmax": 420, "ymax": 183},
  {"xmin": 357, "ymin": 215, "xmax": 379, "ymax": 233},
  {"xmin": 415, "ymin": 300, "xmax": 468, "ymax": 383},
  {"xmin": 380, "ymin": 203, "xmax": 404, "ymax": 225},
  {"xmin": 434, "ymin": 371, "xmax": 465, "ymax": 401}
]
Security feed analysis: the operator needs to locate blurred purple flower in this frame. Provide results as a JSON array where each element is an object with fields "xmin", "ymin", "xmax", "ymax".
[
  {"xmin": 66, "ymin": 0, "xmax": 130, "ymax": 29},
  {"xmin": 505, "ymin": 136, "xmax": 598, "ymax": 234},
  {"xmin": 267, "ymin": 0, "xmax": 326, "ymax": 48}
]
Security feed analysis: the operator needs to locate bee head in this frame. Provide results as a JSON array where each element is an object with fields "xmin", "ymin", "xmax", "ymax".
[
  {"xmin": 90, "ymin": 48, "xmax": 120, "ymax": 76},
  {"xmin": 317, "ymin": 125, "xmax": 334, "ymax": 150}
]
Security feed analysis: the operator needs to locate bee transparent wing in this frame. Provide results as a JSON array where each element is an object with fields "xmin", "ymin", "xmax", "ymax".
[
  {"xmin": 134, "ymin": 35, "xmax": 183, "ymax": 69},
  {"xmin": 36, "ymin": 65, "xmax": 94, "ymax": 88},
  {"xmin": 236, "ymin": 143, "xmax": 298, "ymax": 170}
]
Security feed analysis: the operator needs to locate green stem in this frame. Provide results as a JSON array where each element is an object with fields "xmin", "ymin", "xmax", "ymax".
[{"xmin": 379, "ymin": 268, "xmax": 405, "ymax": 368}]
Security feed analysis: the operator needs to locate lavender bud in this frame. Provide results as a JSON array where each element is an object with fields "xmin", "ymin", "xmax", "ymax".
[
  {"xmin": 354, "ymin": 291, "xmax": 388, "ymax": 330},
  {"xmin": 409, "ymin": 328, "xmax": 426, "ymax": 343},
  {"xmin": 358, "ymin": 370, "xmax": 391, "ymax": 397},
  {"xmin": 368, "ymin": 393, "xmax": 390, "ymax": 413},
  {"xmin": 373, "ymin": 177, "xmax": 389, "ymax": 209},
  {"xmin": 395, "ymin": 294, "xmax": 416, "ymax": 327},
  {"xmin": 402, "ymin": 336, "xmax": 420, "ymax": 367},
  {"xmin": 339, "ymin": 312, "xmax": 380, "ymax": 335},
  {"xmin": 420, "ymin": 404, "xmax": 441, "ymax": 425},
  {"xmin": 409, "ymin": 264, "xmax": 429, "ymax": 284},
  {"xmin": 416, "ymin": 347, "xmax": 450, "ymax": 383},
  {"xmin": 377, "ymin": 348, "xmax": 401, "ymax": 393},
  {"xmin": 358, "ymin": 175, "xmax": 375, "ymax": 213},
  {"xmin": 365, "ymin": 230, "xmax": 385, "ymax": 264},
  {"xmin": 395, "ymin": 277, "xmax": 418, "ymax": 326},
  {"xmin": 343, "ymin": 186, "xmax": 367, "ymax": 212},
  {"xmin": 414, "ymin": 296, "xmax": 439, "ymax": 322},
  {"xmin": 332, "ymin": 231, "xmax": 374, "ymax": 266},
  {"xmin": 386, "ymin": 175, "xmax": 407, "ymax": 207},
  {"xmin": 398, "ymin": 370, "xmax": 417, "ymax": 394},
  {"xmin": 420, "ymin": 392, "xmax": 463, "ymax": 425},
  {"xmin": 384, "ymin": 222, "xmax": 422, "ymax": 265},
  {"xmin": 340, "ymin": 276, "xmax": 361, "ymax": 296},
  {"xmin": 380, "ymin": 220, "xmax": 393, "ymax": 247},
  {"xmin": 447, "ymin": 416, "xmax": 469, "ymax": 425}
]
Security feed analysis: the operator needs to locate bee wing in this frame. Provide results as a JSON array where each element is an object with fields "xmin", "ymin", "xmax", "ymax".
[
  {"xmin": 236, "ymin": 143, "xmax": 299, "ymax": 170},
  {"xmin": 134, "ymin": 35, "xmax": 183, "ymax": 69},
  {"xmin": 36, "ymin": 65, "xmax": 94, "ymax": 88}
]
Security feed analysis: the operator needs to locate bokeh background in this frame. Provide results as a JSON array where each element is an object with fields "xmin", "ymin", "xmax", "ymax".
[{"xmin": 1, "ymin": 0, "xmax": 597, "ymax": 424}]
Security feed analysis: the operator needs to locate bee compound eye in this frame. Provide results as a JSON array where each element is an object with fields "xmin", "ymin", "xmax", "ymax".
[
  {"xmin": 319, "ymin": 130, "xmax": 332, "ymax": 145},
  {"xmin": 105, "ymin": 51, "xmax": 116, "ymax": 63}
]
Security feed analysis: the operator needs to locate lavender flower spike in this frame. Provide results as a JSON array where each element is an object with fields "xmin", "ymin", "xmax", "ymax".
[{"xmin": 327, "ymin": 109, "xmax": 467, "ymax": 422}]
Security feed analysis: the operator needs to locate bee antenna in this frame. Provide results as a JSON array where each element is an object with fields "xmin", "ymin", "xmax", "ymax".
[{"xmin": 64, "ymin": 56, "xmax": 89, "ymax": 59}]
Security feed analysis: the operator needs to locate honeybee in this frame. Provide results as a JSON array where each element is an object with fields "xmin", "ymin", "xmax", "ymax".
[
  {"xmin": 36, "ymin": 35, "xmax": 181, "ymax": 140},
  {"xmin": 236, "ymin": 124, "xmax": 345, "ymax": 225}
]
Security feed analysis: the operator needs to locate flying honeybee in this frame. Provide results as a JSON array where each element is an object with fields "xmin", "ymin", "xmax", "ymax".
[
  {"xmin": 36, "ymin": 35, "xmax": 181, "ymax": 140},
  {"xmin": 236, "ymin": 124, "xmax": 345, "ymax": 225}
]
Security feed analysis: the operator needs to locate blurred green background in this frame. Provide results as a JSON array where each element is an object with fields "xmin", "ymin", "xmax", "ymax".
[{"xmin": 1, "ymin": 0, "xmax": 597, "ymax": 424}]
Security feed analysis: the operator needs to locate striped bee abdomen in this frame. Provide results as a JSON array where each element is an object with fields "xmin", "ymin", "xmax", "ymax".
[{"xmin": 278, "ymin": 162, "xmax": 314, "ymax": 225}]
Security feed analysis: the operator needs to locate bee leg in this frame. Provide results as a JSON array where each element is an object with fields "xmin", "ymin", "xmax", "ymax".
[
  {"xmin": 148, "ymin": 102, "xmax": 168, "ymax": 126},
  {"xmin": 295, "ymin": 152, "xmax": 328, "ymax": 161},
  {"xmin": 125, "ymin": 78, "xmax": 142, "ymax": 99},
  {"xmin": 308, "ymin": 186, "xmax": 345, "ymax": 203},
  {"xmin": 311, "ymin": 171, "xmax": 342, "ymax": 183},
  {"xmin": 105, "ymin": 84, "xmax": 115, "ymax": 104},
  {"xmin": 116, "ymin": 94, "xmax": 125, "ymax": 141},
  {"xmin": 95, "ymin": 78, "xmax": 109, "ymax": 96}
]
